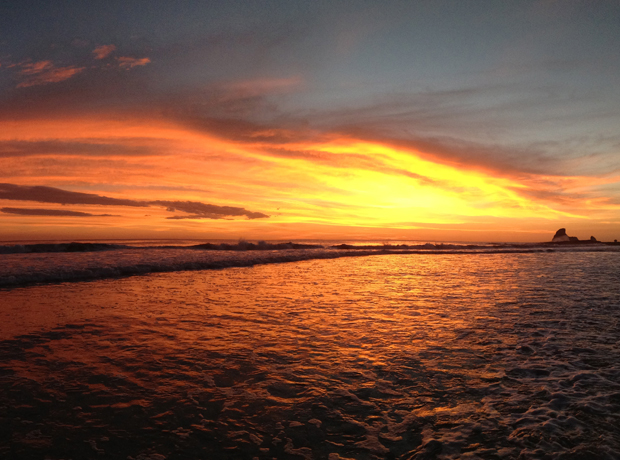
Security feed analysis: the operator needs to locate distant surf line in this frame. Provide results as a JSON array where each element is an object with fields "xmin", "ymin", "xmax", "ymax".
[{"xmin": 3, "ymin": 244, "xmax": 611, "ymax": 289}]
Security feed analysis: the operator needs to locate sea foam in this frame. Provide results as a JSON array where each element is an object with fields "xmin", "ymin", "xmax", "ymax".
[{"xmin": 1, "ymin": 242, "xmax": 617, "ymax": 288}]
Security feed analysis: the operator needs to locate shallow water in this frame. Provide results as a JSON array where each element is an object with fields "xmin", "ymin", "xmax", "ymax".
[
  {"xmin": 2, "ymin": 242, "xmax": 615, "ymax": 288},
  {"xmin": 1, "ymin": 252, "xmax": 620, "ymax": 459}
]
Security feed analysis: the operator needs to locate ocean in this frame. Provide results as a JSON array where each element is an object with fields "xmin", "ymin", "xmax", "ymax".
[{"xmin": 1, "ymin": 240, "xmax": 620, "ymax": 459}]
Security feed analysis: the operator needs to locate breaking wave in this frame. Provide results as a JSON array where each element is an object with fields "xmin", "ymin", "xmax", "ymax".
[{"xmin": 1, "ymin": 242, "xmax": 618, "ymax": 288}]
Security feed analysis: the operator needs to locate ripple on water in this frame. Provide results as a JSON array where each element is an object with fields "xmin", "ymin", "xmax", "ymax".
[{"xmin": 1, "ymin": 252, "xmax": 620, "ymax": 459}]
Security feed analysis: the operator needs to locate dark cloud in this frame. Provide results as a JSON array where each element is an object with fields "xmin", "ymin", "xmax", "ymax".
[
  {"xmin": 1, "ymin": 207, "xmax": 115, "ymax": 217},
  {"xmin": 166, "ymin": 215, "xmax": 228, "ymax": 220},
  {"xmin": 375, "ymin": 133, "xmax": 619, "ymax": 179},
  {"xmin": 295, "ymin": 85, "xmax": 620, "ymax": 178},
  {"xmin": 152, "ymin": 200, "xmax": 269, "ymax": 220},
  {"xmin": 160, "ymin": 83, "xmax": 612, "ymax": 179},
  {"xmin": 0, "ymin": 183, "xmax": 147, "ymax": 207},
  {"xmin": 0, "ymin": 140, "xmax": 162, "ymax": 158},
  {"xmin": 0, "ymin": 183, "xmax": 269, "ymax": 220}
]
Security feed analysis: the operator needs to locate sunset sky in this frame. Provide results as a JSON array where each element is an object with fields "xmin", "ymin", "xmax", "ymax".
[{"xmin": 1, "ymin": 1, "xmax": 620, "ymax": 242}]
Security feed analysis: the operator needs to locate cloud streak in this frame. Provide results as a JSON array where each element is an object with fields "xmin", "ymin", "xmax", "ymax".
[
  {"xmin": 1, "ymin": 207, "xmax": 115, "ymax": 217},
  {"xmin": 17, "ymin": 60, "xmax": 85, "ymax": 88},
  {"xmin": 118, "ymin": 57, "xmax": 151, "ymax": 69},
  {"xmin": 0, "ymin": 183, "xmax": 146, "ymax": 207},
  {"xmin": 0, "ymin": 140, "xmax": 162, "ymax": 158},
  {"xmin": 0, "ymin": 183, "xmax": 269, "ymax": 220},
  {"xmin": 152, "ymin": 200, "xmax": 269, "ymax": 220}
]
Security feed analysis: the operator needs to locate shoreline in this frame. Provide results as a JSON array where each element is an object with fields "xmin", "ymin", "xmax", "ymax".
[{"xmin": 2, "ymin": 245, "xmax": 619, "ymax": 290}]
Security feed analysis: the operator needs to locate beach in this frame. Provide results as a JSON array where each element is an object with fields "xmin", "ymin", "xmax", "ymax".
[
  {"xmin": 1, "ymin": 248, "xmax": 620, "ymax": 459},
  {"xmin": 4, "ymin": 0, "xmax": 620, "ymax": 457}
]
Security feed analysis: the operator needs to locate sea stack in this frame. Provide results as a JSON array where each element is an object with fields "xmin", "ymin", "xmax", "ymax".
[
  {"xmin": 551, "ymin": 229, "xmax": 601, "ymax": 244},
  {"xmin": 551, "ymin": 228, "xmax": 570, "ymax": 243}
]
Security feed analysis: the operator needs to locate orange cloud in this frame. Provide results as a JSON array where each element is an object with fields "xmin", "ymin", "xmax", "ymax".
[
  {"xmin": 92, "ymin": 44, "xmax": 116, "ymax": 60},
  {"xmin": 1, "ymin": 116, "xmax": 618, "ymax": 241},
  {"xmin": 19, "ymin": 60, "xmax": 54, "ymax": 75},
  {"xmin": 117, "ymin": 57, "xmax": 151, "ymax": 69},
  {"xmin": 17, "ymin": 60, "xmax": 85, "ymax": 87}
]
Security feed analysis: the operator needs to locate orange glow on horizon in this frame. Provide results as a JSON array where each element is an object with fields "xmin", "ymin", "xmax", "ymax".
[{"xmin": 1, "ymin": 116, "xmax": 619, "ymax": 241}]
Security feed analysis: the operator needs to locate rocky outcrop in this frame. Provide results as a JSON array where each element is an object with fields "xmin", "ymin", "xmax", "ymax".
[
  {"xmin": 551, "ymin": 228, "xmax": 600, "ymax": 244},
  {"xmin": 552, "ymin": 228, "xmax": 570, "ymax": 243}
]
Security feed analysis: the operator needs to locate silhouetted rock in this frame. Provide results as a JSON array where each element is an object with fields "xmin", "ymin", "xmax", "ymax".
[
  {"xmin": 552, "ymin": 228, "xmax": 570, "ymax": 243},
  {"xmin": 551, "ymin": 228, "xmax": 602, "ymax": 244}
]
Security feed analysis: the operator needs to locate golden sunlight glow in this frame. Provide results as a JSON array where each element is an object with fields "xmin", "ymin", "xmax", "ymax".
[
  {"xmin": 243, "ymin": 138, "xmax": 584, "ymax": 226},
  {"xmin": 1, "ymin": 116, "xmax": 614, "ymax": 241}
]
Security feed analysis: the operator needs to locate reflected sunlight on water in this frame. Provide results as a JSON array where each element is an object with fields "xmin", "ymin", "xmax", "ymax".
[{"xmin": 1, "ymin": 252, "xmax": 620, "ymax": 459}]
